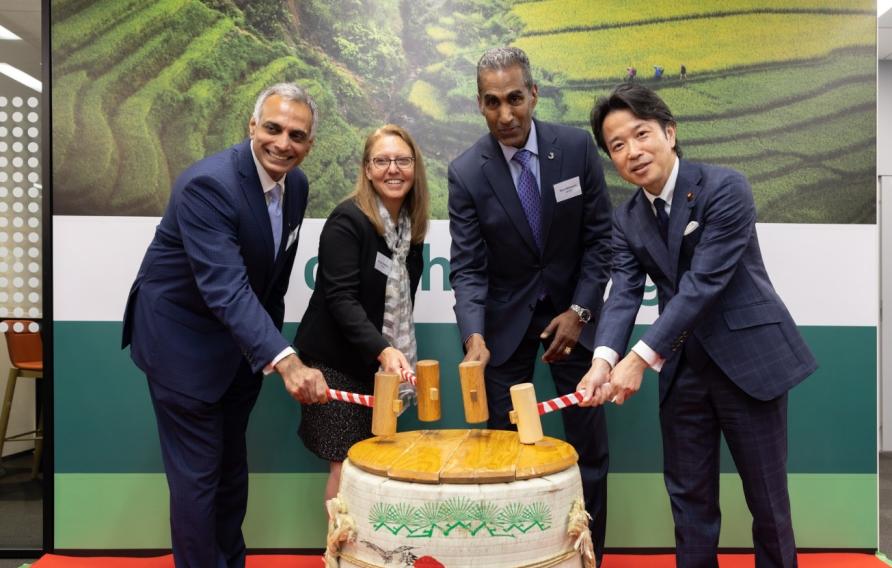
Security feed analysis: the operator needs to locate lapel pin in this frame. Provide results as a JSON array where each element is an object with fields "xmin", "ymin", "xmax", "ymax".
[
  {"xmin": 686, "ymin": 192, "xmax": 694, "ymax": 201},
  {"xmin": 547, "ymin": 152, "xmax": 555, "ymax": 160}
]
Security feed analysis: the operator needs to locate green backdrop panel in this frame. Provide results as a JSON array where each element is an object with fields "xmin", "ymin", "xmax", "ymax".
[
  {"xmin": 54, "ymin": 472, "xmax": 876, "ymax": 549},
  {"xmin": 54, "ymin": 323, "xmax": 875, "ymax": 474}
]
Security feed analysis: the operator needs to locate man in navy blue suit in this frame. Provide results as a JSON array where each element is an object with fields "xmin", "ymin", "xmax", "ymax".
[
  {"xmin": 580, "ymin": 83, "xmax": 817, "ymax": 568},
  {"xmin": 448, "ymin": 47, "xmax": 613, "ymax": 565},
  {"xmin": 122, "ymin": 83, "xmax": 328, "ymax": 568}
]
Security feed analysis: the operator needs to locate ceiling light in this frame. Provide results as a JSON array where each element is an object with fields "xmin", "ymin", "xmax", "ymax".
[
  {"xmin": 0, "ymin": 25, "xmax": 21, "ymax": 41},
  {"xmin": 881, "ymin": 0, "xmax": 892, "ymax": 17},
  {"xmin": 0, "ymin": 64, "xmax": 41, "ymax": 92}
]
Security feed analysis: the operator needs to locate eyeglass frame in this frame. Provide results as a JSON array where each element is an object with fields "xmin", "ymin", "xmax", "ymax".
[{"xmin": 368, "ymin": 156, "xmax": 416, "ymax": 170}]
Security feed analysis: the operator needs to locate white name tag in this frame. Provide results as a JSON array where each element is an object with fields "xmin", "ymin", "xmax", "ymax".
[
  {"xmin": 374, "ymin": 251, "xmax": 393, "ymax": 275},
  {"xmin": 285, "ymin": 224, "xmax": 301, "ymax": 250},
  {"xmin": 553, "ymin": 176, "xmax": 582, "ymax": 202}
]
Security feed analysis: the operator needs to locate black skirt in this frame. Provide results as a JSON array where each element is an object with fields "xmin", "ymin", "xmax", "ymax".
[{"xmin": 298, "ymin": 356, "xmax": 373, "ymax": 462}]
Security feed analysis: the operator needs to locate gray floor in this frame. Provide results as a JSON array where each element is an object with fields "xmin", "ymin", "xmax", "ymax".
[
  {"xmin": 881, "ymin": 452, "xmax": 892, "ymax": 555},
  {"xmin": 0, "ymin": 451, "xmax": 42, "ymax": 567}
]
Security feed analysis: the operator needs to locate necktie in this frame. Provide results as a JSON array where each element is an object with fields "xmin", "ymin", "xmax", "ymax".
[
  {"xmin": 268, "ymin": 183, "xmax": 283, "ymax": 257},
  {"xmin": 653, "ymin": 197, "xmax": 669, "ymax": 243},
  {"xmin": 511, "ymin": 149, "xmax": 542, "ymax": 251}
]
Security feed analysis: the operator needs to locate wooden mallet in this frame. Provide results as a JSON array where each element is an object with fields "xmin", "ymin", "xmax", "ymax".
[
  {"xmin": 415, "ymin": 359, "xmax": 441, "ymax": 422},
  {"xmin": 458, "ymin": 360, "xmax": 488, "ymax": 424},
  {"xmin": 508, "ymin": 383, "xmax": 544, "ymax": 444},
  {"xmin": 510, "ymin": 388, "xmax": 590, "ymax": 444},
  {"xmin": 371, "ymin": 371, "xmax": 403, "ymax": 436}
]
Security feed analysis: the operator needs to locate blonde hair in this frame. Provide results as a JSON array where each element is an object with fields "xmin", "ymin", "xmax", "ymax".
[{"xmin": 351, "ymin": 124, "xmax": 429, "ymax": 244}]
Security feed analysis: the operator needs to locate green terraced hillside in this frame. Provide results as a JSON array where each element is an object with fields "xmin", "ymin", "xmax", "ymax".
[{"xmin": 52, "ymin": 0, "xmax": 875, "ymax": 223}]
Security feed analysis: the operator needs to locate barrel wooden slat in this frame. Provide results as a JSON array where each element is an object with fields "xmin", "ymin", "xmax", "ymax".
[
  {"xmin": 515, "ymin": 436, "xmax": 579, "ymax": 480},
  {"xmin": 346, "ymin": 430, "xmax": 424, "ymax": 477},
  {"xmin": 388, "ymin": 429, "xmax": 469, "ymax": 483},
  {"xmin": 439, "ymin": 429, "xmax": 519, "ymax": 483}
]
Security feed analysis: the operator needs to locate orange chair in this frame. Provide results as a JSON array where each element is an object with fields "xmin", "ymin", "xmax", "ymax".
[{"xmin": 0, "ymin": 319, "xmax": 43, "ymax": 478}]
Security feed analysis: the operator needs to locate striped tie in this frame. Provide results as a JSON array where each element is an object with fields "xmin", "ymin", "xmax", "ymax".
[{"xmin": 268, "ymin": 183, "xmax": 282, "ymax": 257}]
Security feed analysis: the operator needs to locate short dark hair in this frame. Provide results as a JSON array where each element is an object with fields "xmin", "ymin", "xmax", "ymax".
[
  {"xmin": 590, "ymin": 83, "xmax": 682, "ymax": 158},
  {"xmin": 477, "ymin": 47, "xmax": 534, "ymax": 94}
]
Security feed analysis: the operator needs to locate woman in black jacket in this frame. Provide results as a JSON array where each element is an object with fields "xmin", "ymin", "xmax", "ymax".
[{"xmin": 294, "ymin": 124, "xmax": 429, "ymax": 501}]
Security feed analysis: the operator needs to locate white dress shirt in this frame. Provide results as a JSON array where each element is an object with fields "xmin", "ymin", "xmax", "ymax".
[{"xmin": 593, "ymin": 156, "xmax": 680, "ymax": 372}]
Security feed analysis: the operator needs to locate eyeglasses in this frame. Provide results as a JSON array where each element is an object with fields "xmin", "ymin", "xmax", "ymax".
[{"xmin": 369, "ymin": 156, "xmax": 415, "ymax": 170}]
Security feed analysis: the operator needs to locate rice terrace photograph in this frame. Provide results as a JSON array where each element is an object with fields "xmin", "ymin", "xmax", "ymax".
[{"xmin": 51, "ymin": 0, "xmax": 875, "ymax": 223}]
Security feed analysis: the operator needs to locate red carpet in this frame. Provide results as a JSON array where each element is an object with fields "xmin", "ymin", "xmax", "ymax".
[{"xmin": 28, "ymin": 553, "xmax": 889, "ymax": 567}]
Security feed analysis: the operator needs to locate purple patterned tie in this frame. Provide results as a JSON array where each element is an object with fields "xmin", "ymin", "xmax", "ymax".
[
  {"xmin": 512, "ymin": 149, "xmax": 542, "ymax": 251},
  {"xmin": 268, "ymin": 183, "xmax": 283, "ymax": 257}
]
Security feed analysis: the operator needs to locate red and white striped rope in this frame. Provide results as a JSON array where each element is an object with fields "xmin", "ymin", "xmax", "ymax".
[
  {"xmin": 537, "ymin": 391, "xmax": 585, "ymax": 415},
  {"xmin": 327, "ymin": 388, "xmax": 374, "ymax": 408},
  {"xmin": 399, "ymin": 368, "xmax": 417, "ymax": 386},
  {"xmin": 327, "ymin": 368, "xmax": 415, "ymax": 408}
]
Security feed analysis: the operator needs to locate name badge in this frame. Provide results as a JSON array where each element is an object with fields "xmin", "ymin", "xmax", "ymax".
[
  {"xmin": 285, "ymin": 224, "xmax": 301, "ymax": 250},
  {"xmin": 374, "ymin": 251, "xmax": 393, "ymax": 275},
  {"xmin": 553, "ymin": 176, "xmax": 582, "ymax": 202}
]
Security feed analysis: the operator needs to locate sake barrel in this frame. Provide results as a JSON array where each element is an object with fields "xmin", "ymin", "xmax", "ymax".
[{"xmin": 332, "ymin": 429, "xmax": 590, "ymax": 568}]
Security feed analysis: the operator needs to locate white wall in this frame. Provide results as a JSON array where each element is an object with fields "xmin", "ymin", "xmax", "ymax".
[
  {"xmin": 880, "ymin": 61, "xmax": 892, "ymax": 451},
  {"xmin": 880, "ymin": 62, "xmax": 892, "ymax": 176}
]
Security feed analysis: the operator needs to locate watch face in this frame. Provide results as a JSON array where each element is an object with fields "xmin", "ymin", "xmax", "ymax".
[{"xmin": 572, "ymin": 305, "xmax": 591, "ymax": 323}]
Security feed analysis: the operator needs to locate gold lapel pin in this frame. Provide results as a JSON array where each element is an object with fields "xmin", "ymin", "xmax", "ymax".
[{"xmin": 686, "ymin": 192, "xmax": 694, "ymax": 201}]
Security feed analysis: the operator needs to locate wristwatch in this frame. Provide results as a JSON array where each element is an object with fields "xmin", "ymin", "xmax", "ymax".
[{"xmin": 570, "ymin": 304, "xmax": 591, "ymax": 324}]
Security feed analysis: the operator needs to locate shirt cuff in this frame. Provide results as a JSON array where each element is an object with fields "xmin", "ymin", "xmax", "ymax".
[
  {"xmin": 263, "ymin": 346, "xmax": 296, "ymax": 375},
  {"xmin": 631, "ymin": 340, "xmax": 664, "ymax": 372},
  {"xmin": 464, "ymin": 332, "xmax": 484, "ymax": 347},
  {"xmin": 592, "ymin": 346, "xmax": 619, "ymax": 368}
]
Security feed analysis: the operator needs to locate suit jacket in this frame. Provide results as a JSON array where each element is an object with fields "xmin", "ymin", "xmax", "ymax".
[
  {"xmin": 122, "ymin": 140, "xmax": 308, "ymax": 403},
  {"xmin": 295, "ymin": 199, "xmax": 423, "ymax": 382},
  {"xmin": 595, "ymin": 159, "xmax": 817, "ymax": 402},
  {"xmin": 448, "ymin": 119, "xmax": 612, "ymax": 366}
]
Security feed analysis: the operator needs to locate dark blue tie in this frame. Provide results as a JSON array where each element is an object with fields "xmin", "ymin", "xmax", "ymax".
[
  {"xmin": 511, "ymin": 149, "xmax": 542, "ymax": 251},
  {"xmin": 653, "ymin": 197, "xmax": 669, "ymax": 243}
]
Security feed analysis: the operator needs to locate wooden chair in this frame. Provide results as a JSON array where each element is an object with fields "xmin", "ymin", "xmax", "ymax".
[{"xmin": 0, "ymin": 320, "xmax": 43, "ymax": 478}]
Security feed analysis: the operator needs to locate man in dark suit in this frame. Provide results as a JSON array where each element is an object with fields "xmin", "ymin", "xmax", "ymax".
[
  {"xmin": 122, "ymin": 83, "xmax": 328, "ymax": 568},
  {"xmin": 580, "ymin": 83, "xmax": 817, "ymax": 568},
  {"xmin": 448, "ymin": 46, "xmax": 613, "ymax": 564}
]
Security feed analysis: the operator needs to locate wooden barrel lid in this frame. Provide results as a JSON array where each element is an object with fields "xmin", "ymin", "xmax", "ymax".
[{"xmin": 346, "ymin": 429, "xmax": 578, "ymax": 484}]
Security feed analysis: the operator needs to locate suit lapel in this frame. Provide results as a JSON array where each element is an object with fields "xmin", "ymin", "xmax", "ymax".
[
  {"xmin": 237, "ymin": 141, "xmax": 277, "ymax": 265},
  {"xmin": 632, "ymin": 190, "xmax": 673, "ymax": 279},
  {"xmin": 278, "ymin": 174, "xmax": 305, "ymax": 262},
  {"xmin": 537, "ymin": 120, "xmax": 559, "ymax": 247},
  {"xmin": 481, "ymin": 136, "xmax": 540, "ymax": 254},
  {"xmin": 667, "ymin": 160, "xmax": 700, "ymax": 283}
]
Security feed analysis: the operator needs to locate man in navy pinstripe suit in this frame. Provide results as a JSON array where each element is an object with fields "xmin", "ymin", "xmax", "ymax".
[{"xmin": 579, "ymin": 83, "xmax": 817, "ymax": 568}]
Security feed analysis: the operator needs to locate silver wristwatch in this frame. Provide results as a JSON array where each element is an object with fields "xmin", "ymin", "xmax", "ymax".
[{"xmin": 570, "ymin": 304, "xmax": 591, "ymax": 324}]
